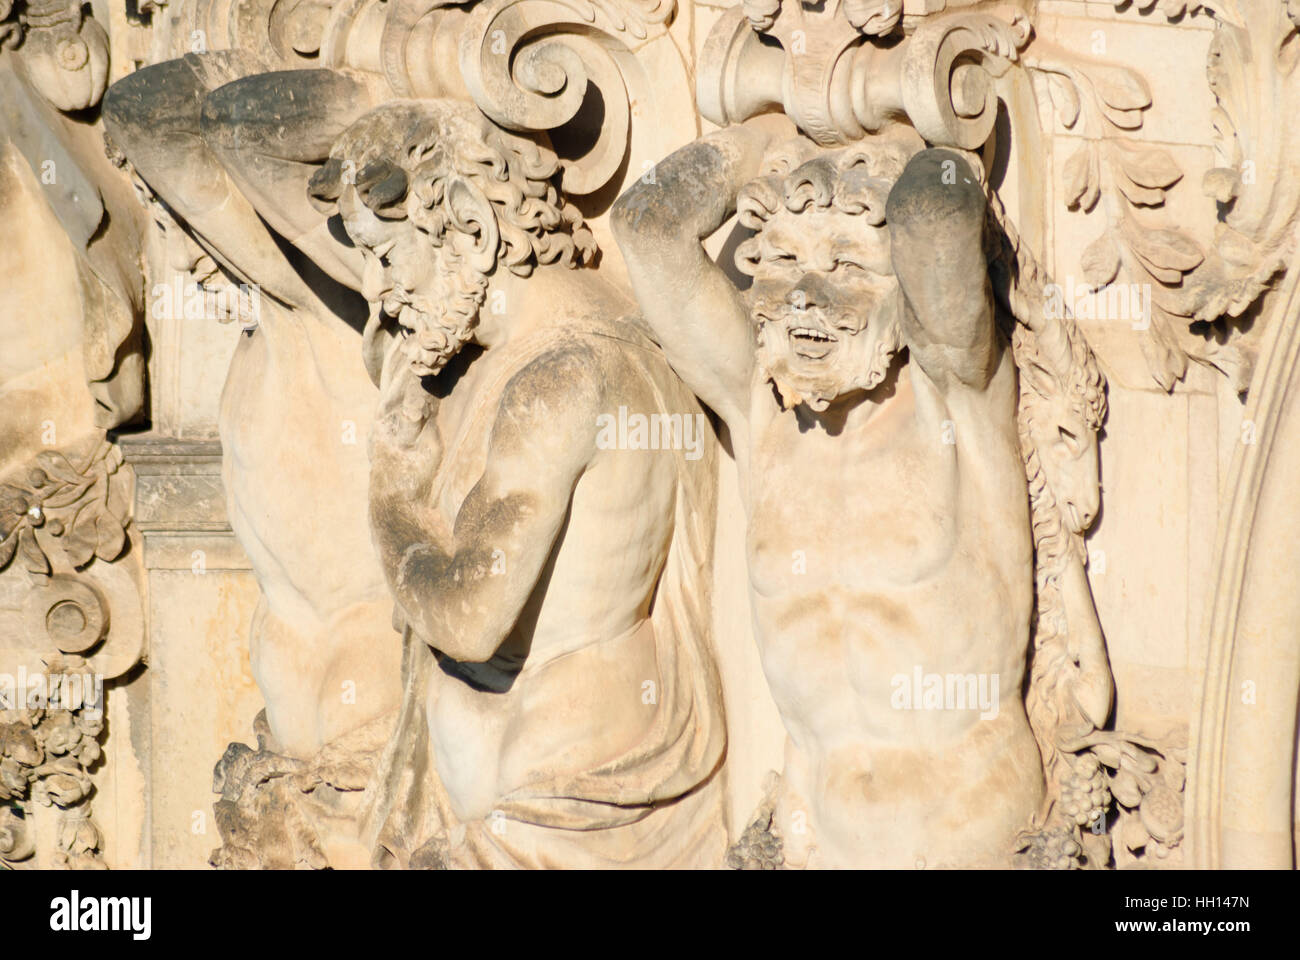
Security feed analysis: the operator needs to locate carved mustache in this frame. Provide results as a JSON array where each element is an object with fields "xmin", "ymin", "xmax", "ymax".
[{"xmin": 750, "ymin": 297, "xmax": 866, "ymax": 334}]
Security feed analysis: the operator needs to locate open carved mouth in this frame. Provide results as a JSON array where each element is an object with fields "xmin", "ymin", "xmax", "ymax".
[{"xmin": 788, "ymin": 325, "xmax": 838, "ymax": 360}]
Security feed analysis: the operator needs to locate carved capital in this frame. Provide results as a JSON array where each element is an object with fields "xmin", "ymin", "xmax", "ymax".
[{"xmin": 699, "ymin": 2, "xmax": 1029, "ymax": 148}]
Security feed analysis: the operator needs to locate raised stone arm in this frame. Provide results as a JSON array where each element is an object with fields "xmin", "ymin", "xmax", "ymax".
[
  {"xmin": 886, "ymin": 149, "xmax": 1000, "ymax": 391},
  {"xmin": 612, "ymin": 118, "xmax": 791, "ymax": 430},
  {"xmin": 368, "ymin": 349, "xmax": 600, "ymax": 665},
  {"xmin": 199, "ymin": 67, "xmax": 387, "ymax": 294}
]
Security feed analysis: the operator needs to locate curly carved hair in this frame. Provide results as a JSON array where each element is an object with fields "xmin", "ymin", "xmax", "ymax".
[
  {"xmin": 733, "ymin": 133, "xmax": 931, "ymax": 278},
  {"xmin": 738, "ymin": 136, "xmax": 915, "ymax": 223},
  {"xmin": 309, "ymin": 99, "xmax": 596, "ymax": 277}
]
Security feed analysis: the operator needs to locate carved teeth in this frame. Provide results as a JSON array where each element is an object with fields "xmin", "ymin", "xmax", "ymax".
[{"xmin": 789, "ymin": 327, "xmax": 834, "ymax": 342}]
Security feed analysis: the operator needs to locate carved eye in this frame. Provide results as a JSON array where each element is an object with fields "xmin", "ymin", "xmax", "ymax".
[{"xmin": 1057, "ymin": 425, "xmax": 1083, "ymax": 456}]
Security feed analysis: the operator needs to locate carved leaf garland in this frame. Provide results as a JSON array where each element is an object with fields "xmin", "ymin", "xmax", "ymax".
[{"xmin": 1028, "ymin": 46, "xmax": 1211, "ymax": 390}]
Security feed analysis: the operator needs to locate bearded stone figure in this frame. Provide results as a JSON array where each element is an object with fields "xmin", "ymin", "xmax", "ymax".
[
  {"xmin": 310, "ymin": 99, "xmax": 728, "ymax": 869},
  {"xmin": 614, "ymin": 118, "xmax": 1046, "ymax": 868}
]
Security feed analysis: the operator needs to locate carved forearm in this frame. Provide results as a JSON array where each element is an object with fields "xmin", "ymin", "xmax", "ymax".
[
  {"xmin": 886, "ymin": 149, "xmax": 997, "ymax": 388},
  {"xmin": 369, "ymin": 490, "xmax": 532, "ymax": 663},
  {"xmin": 612, "ymin": 124, "xmax": 781, "ymax": 427},
  {"xmin": 612, "ymin": 124, "xmax": 770, "ymax": 246},
  {"xmin": 368, "ymin": 359, "xmax": 585, "ymax": 663}
]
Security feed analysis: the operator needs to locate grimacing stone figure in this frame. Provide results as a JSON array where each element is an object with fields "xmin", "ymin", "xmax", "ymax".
[
  {"xmin": 613, "ymin": 117, "xmax": 1045, "ymax": 868},
  {"xmin": 310, "ymin": 99, "xmax": 730, "ymax": 868}
]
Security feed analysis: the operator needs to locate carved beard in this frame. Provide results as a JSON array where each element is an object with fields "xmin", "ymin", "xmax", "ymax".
[
  {"xmin": 392, "ymin": 257, "xmax": 489, "ymax": 377},
  {"xmin": 752, "ymin": 294, "xmax": 902, "ymax": 412}
]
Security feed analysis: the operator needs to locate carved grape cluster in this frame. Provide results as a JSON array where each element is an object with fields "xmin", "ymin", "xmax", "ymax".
[
  {"xmin": 1060, "ymin": 752, "xmax": 1110, "ymax": 832},
  {"xmin": 1020, "ymin": 826, "xmax": 1082, "ymax": 871},
  {"xmin": 725, "ymin": 815, "xmax": 784, "ymax": 870}
]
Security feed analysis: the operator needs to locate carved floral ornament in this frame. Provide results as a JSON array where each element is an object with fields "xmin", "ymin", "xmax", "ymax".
[
  {"xmin": 0, "ymin": 440, "xmax": 140, "ymax": 870},
  {"xmin": 0, "ymin": 660, "xmax": 107, "ymax": 870},
  {"xmin": 0, "ymin": 440, "xmax": 131, "ymax": 578}
]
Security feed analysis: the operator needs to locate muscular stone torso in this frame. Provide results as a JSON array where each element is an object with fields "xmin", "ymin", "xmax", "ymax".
[
  {"xmin": 220, "ymin": 304, "xmax": 400, "ymax": 757},
  {"xmin": 745, "ymin": 351, "xmax": 1042, "ymax": 867}
]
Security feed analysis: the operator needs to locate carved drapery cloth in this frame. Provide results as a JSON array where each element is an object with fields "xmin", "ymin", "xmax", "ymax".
[{"xmin": 363, "ymin": 322, "xmax": 727, "ymax": 868}]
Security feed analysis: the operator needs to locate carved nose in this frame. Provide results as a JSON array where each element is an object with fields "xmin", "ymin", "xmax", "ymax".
[
  {"xmin": 788, "ymin": 273, "xmax": 831, "ymax": 310},
  {"xmin": 1079, "ymin": 497, "xmax": 1098, "ymax": 530},
  {"xmin": 1069, "ymin": 491, "xmax": 1099, "ymax": 531}
]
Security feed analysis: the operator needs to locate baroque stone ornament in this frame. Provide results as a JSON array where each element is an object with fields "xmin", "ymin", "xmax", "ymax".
[
  {"xmin": 1, "ymin": 0, "xmax": 147, "ymax": 871},
  {"xmin": 699, "ymin": 2, "xmax": 1031, "ymax": 149},
  {"xmin": 1, "ymin": 0, "xmax": 1296, "ymax": 872}
]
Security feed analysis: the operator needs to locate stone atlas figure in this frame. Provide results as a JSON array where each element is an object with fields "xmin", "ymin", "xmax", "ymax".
[
  {"xmin": 310, "ymin": 99, "xmax": 728, "ymax": 868},
  {"xmin": 614, "ymin": 116, "xmax": 1112, "ymax": 868},
  {"xmin": 75, "ymin": 0, "xmax": 1254, "ymax": 870}
]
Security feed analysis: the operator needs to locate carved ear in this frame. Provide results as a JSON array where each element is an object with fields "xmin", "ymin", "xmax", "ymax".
[{"xmin": 445, "ymin": 177, "xmax": 500, "ymax": 275}]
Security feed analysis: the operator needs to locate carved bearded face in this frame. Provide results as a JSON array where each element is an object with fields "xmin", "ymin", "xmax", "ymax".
[
  {"xmin": 737, "ymin": 144, "xmax": 911, "ymax": 413},
  {"xmin": 745, "ymin": 207, "xmax": 902, "ymax": 411},
  {"xmin": 338, "ymin": 181, "xmax": 487, "ymax": 377},
  {"xmin": 312, "ymin": 100, "xmax": 595, "ymax": 379}
]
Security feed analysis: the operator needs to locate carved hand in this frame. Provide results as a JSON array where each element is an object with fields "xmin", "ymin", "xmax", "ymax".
[
  {"xmin": 369, "ymin": 336, "xmax": 442, "ymax": 503},
  {"xmin": 740, "ymin": 111, "xmax": 799, "ymax": 153}
]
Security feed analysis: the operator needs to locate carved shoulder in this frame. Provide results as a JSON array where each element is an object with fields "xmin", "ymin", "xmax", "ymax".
[{"xmin": 488, "ymin": 342, "xmax": 607, "ymax": 467}]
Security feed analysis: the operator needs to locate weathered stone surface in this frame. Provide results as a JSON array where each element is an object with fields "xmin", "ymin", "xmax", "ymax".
[{"xmin": 1, "ymin": 0, "xmax": 1296, "ymax": 871}]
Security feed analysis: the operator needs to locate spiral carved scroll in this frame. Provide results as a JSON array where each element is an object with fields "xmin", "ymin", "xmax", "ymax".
[{"xmin": 458, "ymin": 0, "xmax": 675, "ymax": 194}]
